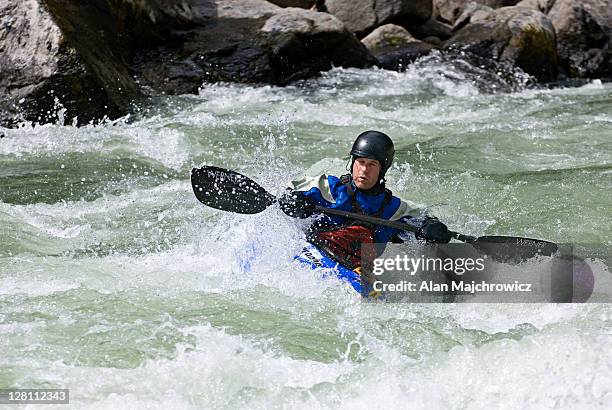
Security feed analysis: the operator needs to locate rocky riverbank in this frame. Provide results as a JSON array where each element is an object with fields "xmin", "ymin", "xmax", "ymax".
[{"xmin": 1, "ymin": 0, "xmax": 610, "ymax": 127}]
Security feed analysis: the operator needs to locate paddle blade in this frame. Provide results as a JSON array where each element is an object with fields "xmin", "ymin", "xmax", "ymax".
[
  {"xmin": 191, "ymin": 166, "xmax": 275, "ymax": 214},
  {"xmin": 471, "ymin": 235, "xmax": 558, "ymax": 263}
]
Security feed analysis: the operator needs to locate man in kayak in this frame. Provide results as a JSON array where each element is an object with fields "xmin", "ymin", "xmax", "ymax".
[{"xmin": 278, "ymin": 130, "xmax": 451, "ymax": 270}]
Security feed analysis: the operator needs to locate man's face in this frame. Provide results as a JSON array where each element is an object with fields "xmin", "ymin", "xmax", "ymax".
[{"xmin": 352, "ymin": 157, "xmax": 381, "ymax": 190}]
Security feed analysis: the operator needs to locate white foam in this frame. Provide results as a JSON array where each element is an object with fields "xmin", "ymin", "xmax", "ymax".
[
  {"xmin": 5, "ymin": 305, "xmax": 610, "ymax": 408},
  {"xmin": 1, "ymin": 118, "xmax": 194, "ymax": 171}
]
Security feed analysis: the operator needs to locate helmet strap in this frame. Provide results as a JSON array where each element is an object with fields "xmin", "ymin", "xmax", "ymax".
[{"xmin": 346, "ymin": 157, "xmax": 353, "ymax": 173}]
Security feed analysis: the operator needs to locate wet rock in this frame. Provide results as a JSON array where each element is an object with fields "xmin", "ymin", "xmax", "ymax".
[
  {"xmin": 266, "ymin": 0, "xmax": 316, "ymax": 8},
  {"xmin": 515, "ymin": 0, "xmax": 555, "ymax": 14},
  {"xmin": 408, "ymin": 17, "xmax": 453, "ymax": 40},
  {"xmin": 325, "ymin": 0, "xmax": 432, "ymax": 36},
  {"xmin": 434, "ymin": 0, "xmax": 520, "ymax": 24},
  {"xmin": 372, "ymin": 42, "xmax": 435, "ymax": 71},
  {"xmin": 548, "ymin": 0, "xmax": 612, "ymax": 79},
  {"xmin": 452, "ymin": 2, "xmax": 494, "ymax": 31},
  {"xmin": 362, "ymin": 24, "xmax": 434, "ymax": 70},
  {"xmin": 131, "ymin": 0, "xmax": 282, "ymax": 91},
  {"xmin": 260, "ymin": 8, "xmax": 376, "ymax": 83},
  {"xmin": 1, "ymin": 0, "xmax": 376, "ymax": 126},
  {"xmin": 423, "ymin": 36, "xmax": 443, "ymax": 45},
  {"xmin": 132, "ymin": 2, "xmax": 374, "ymax": 88},
  {"xmin": 362, "ymin": 24, "xmax": 417, "ymax": 49},
  {"xmin": 413, "ymin": 49, "xmax": 531, "ymax": 92},
  {"xmin": 445, "ymin": 6, "xmax": 558, "ymax": 81},
  {"xmin": 136, "ymin": 5, "xmax": 375, "ymax": 87},
  {"xmin": 0, "ymin": 0, "xmax": 133, "ymax": 126}
]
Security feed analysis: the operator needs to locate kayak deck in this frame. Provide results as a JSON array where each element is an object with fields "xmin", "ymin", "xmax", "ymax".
[{"xmin": 294, "ymin": 243, "xmax": 364, "ymax": 293}]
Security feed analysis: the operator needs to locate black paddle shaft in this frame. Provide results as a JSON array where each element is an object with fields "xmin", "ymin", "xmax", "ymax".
[
  {"xmin": 313, "ymin": 206, "xmax": 558, "ymax": 259},
  {"xmin": 191, "ymin": 166, "xmax": 559, "ymax": 260}
]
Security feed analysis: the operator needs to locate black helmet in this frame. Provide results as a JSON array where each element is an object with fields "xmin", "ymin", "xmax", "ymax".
[{"xmin": 350, "ymin": 130, "xmax": 395, "ymax": 179}]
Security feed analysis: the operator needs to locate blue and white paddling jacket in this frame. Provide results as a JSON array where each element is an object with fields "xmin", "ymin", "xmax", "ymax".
[{"xmin": 295, "ymin": 173, "xmax": 428, "ymax": 244}]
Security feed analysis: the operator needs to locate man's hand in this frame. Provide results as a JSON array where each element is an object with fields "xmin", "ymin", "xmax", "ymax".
[
  {"xmin": 417, "ymin": 217, "xmax": 452, "ymax": 243},
  {"xmin": 279, "ymin": 190, "xmax": 317, "ymax": 218}
]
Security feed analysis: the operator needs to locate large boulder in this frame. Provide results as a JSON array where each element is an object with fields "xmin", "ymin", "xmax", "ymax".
[
  {"xmin": 325, "ymin": 0, "xmax": 432, "ymax": 36},
  {"xmin": 42, "ymin": 0, "xmax": 205, "ymax": 94},
  {"xmin": 0, "ymin": 0, "xmax": 137, "ymax": 126},
  {"xmin": 1, "ymin": 0, "xmax": 377, "ymax": 127},
  {"xmin": 56, "ymin": 0, "xmax": 285, "ymax": 93},
  {"xmin": 445, "ymin": 6, "xmax": 558, "ymax": 81},
  {"xmin": 434, "ymin": 0, "xmax": 520, "ymax": 24},
  {"xmin": 132, "ymin": 1, "xmax": 376, "ymax": 87},
  {"xmin": 548, "ymin": 0, "xmax": 612, "ymax": 78},
  {"xmin": 260, "ymin": 8, "xmax": 376, "ymax": 82},
  {"xmin": 362, "ymin": 24, "xmax": 417, "ymax": 49},
  {"xmin": 135, "ymin": 5, "xmax": 375, "ymax": 88},
  {"xmin": 451, "ymin": 2, "xmax": 494, "ymax": 31},
  {"xmin": 515, "ymin": 0, "xmax": 555, "ymax": 14},
  {"xmin": 361, "ymin": 24, "xmax": 434, "ymax": 70},
  {"xmin": 131, "ymin": 0, "xmax": 278, "ymax": 91},
  {"xmin": 266, "ymin": 0, "xmax": 316, "ymax": 7},
  {"xmin": 409, "ymin": 18, "xmax": 453, "ymax": 40}
]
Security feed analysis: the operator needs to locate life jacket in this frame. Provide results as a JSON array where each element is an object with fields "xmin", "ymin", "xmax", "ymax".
[{"xmin": 309, "ymin": 174, "xmax": 392, "ymax": 270}]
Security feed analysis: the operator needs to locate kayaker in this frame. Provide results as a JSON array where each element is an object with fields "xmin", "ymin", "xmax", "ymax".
[{"xmin": 278, "ymin": 130, "xmax": 451, "ymax": 270}]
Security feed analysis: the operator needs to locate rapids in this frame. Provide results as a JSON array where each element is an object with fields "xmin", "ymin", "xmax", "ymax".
[{"xmin": 1, "ymin": 54, "xmax": 611, "ymax": 408}]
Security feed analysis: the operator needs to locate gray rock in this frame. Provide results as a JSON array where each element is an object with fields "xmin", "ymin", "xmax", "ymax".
[
  {"xmin": 452, "ymin": 2, "xmax": 494, "ymax": 31},
  {"xmin": 133, "ymin": 2, "xmax": 374, "ymax": 87},
  {"xmin": 515, "ymin": 0, "xmax": 555, "ymax": 14},
  {"xmin": 445, "ymin": 6, "xmax": 558, "ymax": 81},
  {"xmin": 131, "ymin": 0, "xmax": 282, "ymax": 91},
  {"xmin": 362, "ymin": 24, "xmax": 417, "ymax": 50},
  {"xmin": 203, "ymin": 0, "xmax": 281, "ymax": 19},
  {"xmin": 143, "ymin": 5, "xmax": 374, "ymax": 87},
  {"xmin": 259, "ymin": 8, "xmax": 376, "ymax": 82},
  {"xmin": 548, "ymin": 0, "xmax": 612, "ymax": 78},
  {"xmin": 261, "ymin": 7, "xmax": 340, "ymax": 33},
  {"xmin": 423, "ymin": 36, "xmax": 443, "ymax": 45},
  {"xmin": 409, "ymin": 17, "xmax": 453, "ymax": 39},
  {"xmin": 361, "ymin": 24, "xmax": 433, "ymax": 70},
  {"xmin": 0, "ymin": 0, "xmax": 133, "ymax": 126},
  {"xmin": 266, "ymin": 0, "xmax": 316, "ymax": 8},
  {"xmin": 49, "ymin": 0, "xmax": 373, "ymax": 88},
  {"xmin": 325, "ymin": 0, "xmax": 432, "ymax": 36},
  {"xmin": 434, "ymin": 0, "xmax": 520, "ymax": 24},
  {"xmin": 1, "ymin": 0, "xmax": 379, "ymax": 126}
]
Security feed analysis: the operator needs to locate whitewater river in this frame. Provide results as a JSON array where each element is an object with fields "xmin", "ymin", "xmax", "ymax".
[{"xmin": 1, "ymin": 54, "xmax": 612, "ymax": 408}]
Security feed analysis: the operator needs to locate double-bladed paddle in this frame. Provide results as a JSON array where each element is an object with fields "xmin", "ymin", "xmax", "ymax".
[{"xmin": 191, "ymin": 166, "xmax": 558, "ymax": 261}]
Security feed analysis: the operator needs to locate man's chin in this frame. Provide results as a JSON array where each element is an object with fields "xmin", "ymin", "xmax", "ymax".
[{"xmin": 355, "ymin": 181, "xmax": 374, "ymax": 190}]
